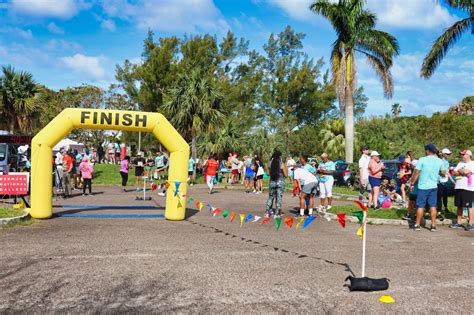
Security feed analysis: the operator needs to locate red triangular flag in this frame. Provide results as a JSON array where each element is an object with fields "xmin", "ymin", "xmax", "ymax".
[
  {"xmin": 194, "ymin": 200, "xmax": 199, "ymax": 208},
  {"xmin": 284, "ymin": 217, "xmax": 293, "ymax": 228},
  {"xmin": 336, "ymin": 213, "xmax": 346, "ymax": 228},
  {"xmin": 261, "ymin": 217, "xmax": 271, "ymax": 225},
  {"xmin": 354, "ymin": 200, "xmax": 368, "ymax": 213},
  {"xmin": 165, "ymin": 181, "xmax": 170, "ymax": 189}
]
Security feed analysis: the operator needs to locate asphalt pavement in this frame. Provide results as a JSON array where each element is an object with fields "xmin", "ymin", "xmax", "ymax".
[{"xmin": 1, "ymin": 185, "xmax": 473, "ymax": 313}]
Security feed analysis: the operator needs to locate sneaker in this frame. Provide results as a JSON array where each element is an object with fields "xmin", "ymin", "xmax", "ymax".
[
  {"xmin": 450, "ymin": 223, "xmax": 463, "ymax": 229},
  {"xmin": 430, "ymin": 226, "xmax": 437, "ymax": 232},
  {"xmin": 402, "ymin": 214, "xmax": 410, "ymax": 220},
  {"xmin": 82, "ymin": 193, "xmax": 86, "ymax": 196},
  {"xmin": 158, "ymin": 192, "xmax": 165, "ymax": 196},
  {"xmin": 413, "ymin": 224, "xmax": 421, "ymax": 231},
  {"xmin": 326, "ymin": 205, "xmax": 332, "ymax": 210},
  {"xmin": 465, "ymin": 224, "xmax": 473, "ymax": 231},
  {"xmin": 136, "ymin": 188, "xmax": 141, "ymax": 192}
]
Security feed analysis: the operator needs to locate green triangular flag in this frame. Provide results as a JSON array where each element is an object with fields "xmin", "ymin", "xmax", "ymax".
[
  {"xmin": 352, "ymin": 211, "xmax": 364, "ymax": 224},
  {"xmin": 187, "ymin": 197, "xmax": 194, "ymax": 204},
  {"xmin": 222, "ymin": 210, "xmax": 229, "ymax": 218},
  {"xmin": 275, "ymin": 217, "xmax": 282, "ymax": 231}
]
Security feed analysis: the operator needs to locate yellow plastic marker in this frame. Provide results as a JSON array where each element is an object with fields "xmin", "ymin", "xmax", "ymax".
[{"xmin": 379, "ymin": 295, "xmax": 395, "ymax": 303}]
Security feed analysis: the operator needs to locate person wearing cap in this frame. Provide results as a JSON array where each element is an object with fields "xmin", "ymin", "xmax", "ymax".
[
  {"xmin": 437, "ymin": 148, "xmax": 455, "ymax": 215},
  {"xmin": 358, "ymin": 146, "xmax": 372, "ymax": 206},
  {"xmin": 409, "ymin": 144, "xmax": 447, "ymax": 232},
  {"xmin": 368, "ymin": 151, "xmax": 384, "ymax": 209},
  {"xmin": 317, "ymin": 153, "xmax": 336, "ymax": 210},
  {"xmin": 450, "ymin": 150, "xmax": 474, "ymax": 231},
  {"xmin": 397, "ymin": 154, "xmax": 412, "ymax": 206}
]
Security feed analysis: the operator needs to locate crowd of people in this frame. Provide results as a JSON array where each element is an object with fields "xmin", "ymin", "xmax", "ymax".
[
  {"xmin": 358, "ymin": 144, "xmax": 473, "ymax": 232},
  {"xmin": 51, "ymin": 139, "xmax": 473, "ymax": 232}
]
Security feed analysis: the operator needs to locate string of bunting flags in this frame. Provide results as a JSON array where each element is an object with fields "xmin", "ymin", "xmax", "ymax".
[{"xmin": 163, "ymin": 179, "xmax": 369, "ymax": 235}]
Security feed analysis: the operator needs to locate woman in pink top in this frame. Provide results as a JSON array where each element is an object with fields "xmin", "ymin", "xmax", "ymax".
[
  {"xmin": 79, "ymin": 157, "xmax": 94, "ymax": 196},
  {"xmin": 120, "ymin": 156, "xmax": 130, "ymax": 192},
  {"xmin": 368, "ymin": 151, "xmax": 384, "ymax": 209}
]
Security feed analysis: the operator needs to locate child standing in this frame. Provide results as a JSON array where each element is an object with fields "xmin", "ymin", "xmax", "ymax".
[{"xmin": 79, "ymin": 157, "xmax": 94, "ymax": 196}]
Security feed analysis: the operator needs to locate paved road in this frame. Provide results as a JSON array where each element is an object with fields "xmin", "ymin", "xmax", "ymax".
[{"xmin": 1, "ymin": 185, "xmax": 473, "ymax": 313}]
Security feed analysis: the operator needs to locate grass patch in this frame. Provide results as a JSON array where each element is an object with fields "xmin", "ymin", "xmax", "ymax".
[
  {"xmin": 0, "ymin": 207, "xmax": 23, "ymax": 219},
  {"xmin": 92, "ymin": 163, "xmax": 122, "ymax": 185},
  {"xmin": 1, "ymin": 218, "xmax": 34, "ymax": 228}
]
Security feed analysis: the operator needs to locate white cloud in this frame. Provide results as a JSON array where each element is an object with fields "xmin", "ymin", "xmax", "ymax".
[
  {"xmin": 101, "ymin": 0, "xmax": 229, "ymax": 32},
  {"xmin": 366, "ymin": 0, "xmax": 457, "ymax": 29},
  {"xmin": 10, "ymin": 0, "xmax": 90, "ymax": 19},
  {"xmin": 0, "ymin": 27, "xmax": 33, "ymax": 40},
  {"xmin": 61, "ymin": 54, "xmax": 106, "ymax": 79},
  {"xmin": 47, "ymin": 22, "xmax": 64, "ymax": 35},
  {"xmin": 101, "ymin": 19, "xmax": 116, "ymax": 32},
  {"xmin": 262, "ymin": 0, "xmax": 458, "ymax": 29}
]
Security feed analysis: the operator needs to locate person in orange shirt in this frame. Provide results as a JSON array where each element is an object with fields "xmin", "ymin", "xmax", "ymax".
[
  {"xmin": 203, "ymin": 153, "xmax": 219, "ymax": 194},
  {"xmin": 61, "ymin": 150, "xmax": 73, "ymax": 198},
  {"xmin": 368, "ymin": 151, "xmax": 384, "ymax": 209}
]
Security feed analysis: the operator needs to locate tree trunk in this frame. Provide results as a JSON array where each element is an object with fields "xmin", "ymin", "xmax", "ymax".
[
  {"xmin": 344, "ymin": 85, "xmax": 354, "ymax": 163},
  {"xmin": 191, "ymin": 133, "xmax": 197, "ymax": 178}
]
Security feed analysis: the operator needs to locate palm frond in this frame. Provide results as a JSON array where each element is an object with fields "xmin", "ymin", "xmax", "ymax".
[
  {"xmin": 421, "ymin": 17, "xmax": 471, "ymax": 78},
  {"xmin": 365, "ymin": 54, "xmax": 393, "ymax": 98}
]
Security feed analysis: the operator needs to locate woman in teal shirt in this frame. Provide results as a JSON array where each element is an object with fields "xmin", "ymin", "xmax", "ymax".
[{"xmin": 317, "ymin": 153, "xmax": 336, "ymax": 210}]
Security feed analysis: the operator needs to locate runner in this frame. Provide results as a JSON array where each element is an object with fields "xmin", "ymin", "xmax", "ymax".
[
  {"xmin": 244, "ymin": 156, "xmax": 255, "ymax": 193},
  {"xmin": 119, "ymin": 156, "xmax": 130, "ymax": 192},
  {"xmin": 154, "ymin": 151, "xmax": 165, "ymax": 180},
  {"xmin": 265, "ymin": 150, "xmax": 287, "ymax": 217},
  {"xmin": 203, "ymin": 153, "xmax": 219, "ymax": 194},
  {"xmin": 145, "ymin": 152, "xmax": 155, "ymax": 179},
  {"xmin": 293, "ymin": 163, "xmax": 318, "ymax": 217},
  {"xmin": 79, "ymin": 156, "xmax": 94, "ymax": 196},
  {"xmin": 188, "ymin": 156, "xmax": 196, "ymax": 186},
  {"xmin": 317, "ymin": 153, "xmax": 336, "ymax": 210},
  {"xmin": 133, "ymin": 152, "xmax": 146, "ymax": 191},
  {"xmin": 156, "ymin": 154, "xmax": 170, "ymax": 196}
]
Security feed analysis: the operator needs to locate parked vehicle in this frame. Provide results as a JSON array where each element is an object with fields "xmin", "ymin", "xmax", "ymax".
[
  {"xmin": 380, "ymin": 159, "xmax": 400, "ymax": 181},
  {"xmin": 334, "ymin": 161, "xmax": 354, "ymax": 187}
]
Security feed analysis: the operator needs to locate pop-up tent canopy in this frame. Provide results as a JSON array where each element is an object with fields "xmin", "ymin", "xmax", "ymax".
[{"xmin": 52, "ymin": 138, "xmax": 84, "ymax": 152}]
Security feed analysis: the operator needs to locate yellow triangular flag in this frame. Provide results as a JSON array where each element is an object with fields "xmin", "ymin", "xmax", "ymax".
[
  {"xmin": 357, "ymin": 226, "xmax": 364, "ymax": 239},
  {"xmin": 379, "ymin": 295, "xmax": 395, "ymax": 303},
  {"xmin": 296, "ymin": 217, "xmax": 305, "ymax": 229},
  {"xmin": 240, "ymin": 214, "xmax": 245, "ymax": 227},
  {"xmin": 199, "ymin": 202, "xmax": 203, "ymax": 211}
]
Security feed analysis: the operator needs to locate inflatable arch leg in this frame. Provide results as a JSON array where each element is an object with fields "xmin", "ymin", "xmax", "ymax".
[{"xmin": 29, "ymin": 108, "xmax": 189, "ymax": 220}]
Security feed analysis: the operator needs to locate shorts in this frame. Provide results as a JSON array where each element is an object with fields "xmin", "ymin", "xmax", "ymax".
[
  {"xmin": 416, "ymin": 188, "xmax": 437, "ymax": 208},
  {"xmin": 135, "ymin": 169, "xmax": 144, "ymax": 177},
  {"xmin": 369, "ymin": 176, "xmax": 381, "ymax": 188},
  {"xmin": 454, "ymin": 189, "xmax": 474, "ymax": 208},
  {"xmin": 256, "ymin": 175, "xmax": 264, "ymax": 180},
  {"xmin": 145, "ymin": 166, "xmax": 153, "ymax": 171},
  {"xmin": 245, "ymin": 176, "xmax": 254, "ymax": 181},
  {"xmin": 232, "ymin": 169, "xmax": 238, "ymax": 175},
  {"xmin": 301, "ymin": 182, "xmax": 318, "ymax": 195},
  {"xmin": 359, "ymin": 178, "xmax": 372, "ymax": 194},
  {"xmin": 188, "ymin": 171, "xmax": 194, "ymax": 176}
]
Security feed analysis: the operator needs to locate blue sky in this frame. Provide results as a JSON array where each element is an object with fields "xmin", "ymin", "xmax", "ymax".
[{"xmin": 0, "ymin": 0, "xmax": 472, "ymax": 116}]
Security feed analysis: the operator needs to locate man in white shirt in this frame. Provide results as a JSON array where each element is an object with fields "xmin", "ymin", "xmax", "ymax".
[
  {"xmin": 293, "ymin": 164, "xmax": 318, "ymax": 217},
  {"xmin": 287, "ymin": 156, "xmax": 296, "ymax": 179},
  {"xmin": 358, "ymin": 146, "xmax": 372, "ymax": 206},
  {"xmin": 450, "ymin": 149, "xmax": 474, "ymax": 231},
  {"xmin": 230, "ymin": 152, "xmax": 240, "ymax": 184}
]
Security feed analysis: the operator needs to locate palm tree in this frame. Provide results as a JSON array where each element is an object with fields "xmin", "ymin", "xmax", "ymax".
[
  {"xmin": 421, "ymin": 0, "xmax": 473, "ymax": 78},
  {"xmin": 310, "ymin": 0, "xmax": 399, "ymax": 163},
  {"xmin": 0, "ymin": 65, "xmax": 45, "ymax": 133},
  {"xmin": 162, "ymin": 69, "xmax": 225, "ymax": 164},
  {"xmin": 319, "ymin": 119, "xmax": 346, "ymax": 159},
  {"xmin": 391, "ymin": 103, "xmax": 402, "ymax": 118}
]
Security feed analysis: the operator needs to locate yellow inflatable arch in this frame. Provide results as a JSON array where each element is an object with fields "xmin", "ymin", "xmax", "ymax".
[{"xmin": 29, "ymin": 108, "xmax": 189, "ymax": 220}]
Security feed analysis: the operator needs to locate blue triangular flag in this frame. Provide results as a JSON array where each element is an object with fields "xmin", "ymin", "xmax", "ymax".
[
  {"xmin": 244, "ymin": 214, "xmax": 254, "ymax": 223},
  {"xmin": 174, "ymin": 182, "xmax": 180, "ymax": 197},
  {"xmin": 302, "ymin": 216, "xmax": 316, "ymax": 229}
]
